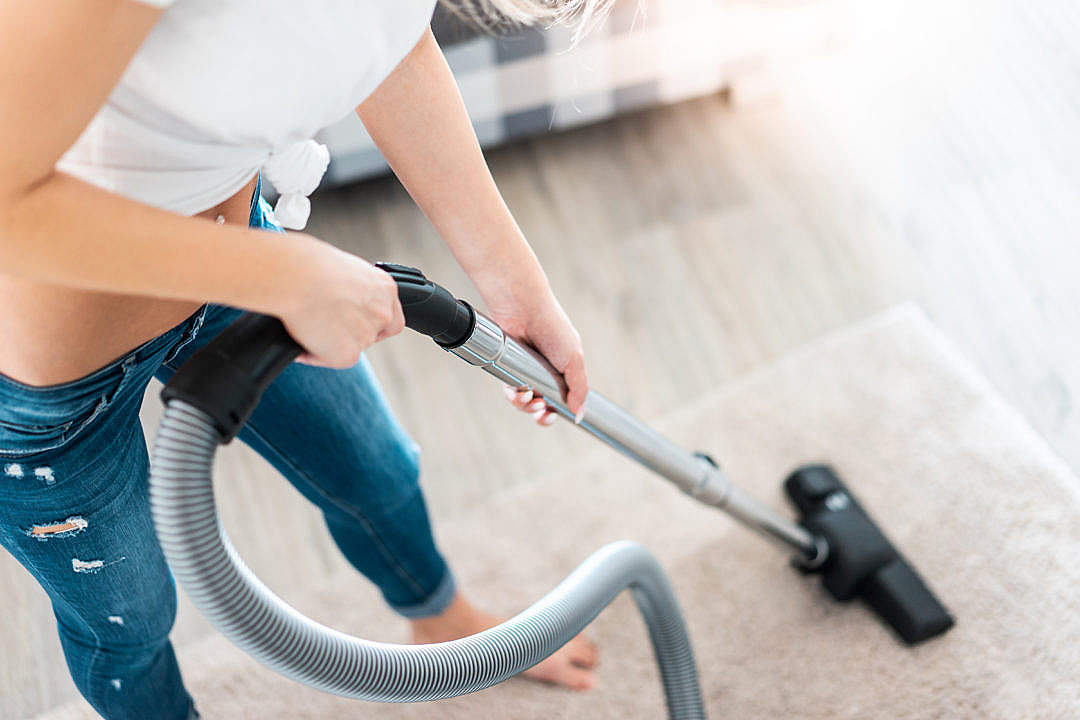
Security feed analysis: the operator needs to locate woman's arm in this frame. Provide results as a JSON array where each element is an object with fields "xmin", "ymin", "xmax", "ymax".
[
  {"xmin": 0, "ymin": 0, "xmax": 402, "ymax": 368},
  {"xmin": 356, "ymin": 29, "xmax": 589, "ymax": 419}
]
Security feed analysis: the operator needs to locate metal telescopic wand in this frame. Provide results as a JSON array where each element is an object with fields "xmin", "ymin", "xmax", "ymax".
[{"xmin": 447, "ymin": 306, "xmax": 824, "ymax": 563}]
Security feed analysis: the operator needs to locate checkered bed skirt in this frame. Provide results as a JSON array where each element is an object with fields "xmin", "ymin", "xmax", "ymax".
[
  {"xmin": 320, "ymin": 0, "xmax": 736, "ymax": 185},
  {"xmin": 318, "ymin": 0, "xmax": 840, "ymax": 186}
]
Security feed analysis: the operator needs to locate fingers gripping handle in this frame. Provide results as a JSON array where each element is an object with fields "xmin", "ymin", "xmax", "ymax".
[
  {"xmin": 375, "ymin": 264, "xmax": 568, "ymax": 403},
  {"xmin": 161, "ymin": 263, "xmax": 475, "ymax": 443}
]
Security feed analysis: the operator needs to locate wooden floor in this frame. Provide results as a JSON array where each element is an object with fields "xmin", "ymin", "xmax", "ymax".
[{"xmin": 6, "ymin": 0, "xmax": 1079, "ymax": 716}]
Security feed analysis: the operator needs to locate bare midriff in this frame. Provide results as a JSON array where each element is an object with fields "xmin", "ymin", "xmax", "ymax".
[{"xmin": 0, "ymin": 174, "xmax": 259, "ymax": 387}]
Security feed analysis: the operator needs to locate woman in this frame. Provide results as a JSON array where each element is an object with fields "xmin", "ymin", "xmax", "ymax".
[{"xmin": 0, "ymin": 1, "xmax": 605, "ymax": 717}]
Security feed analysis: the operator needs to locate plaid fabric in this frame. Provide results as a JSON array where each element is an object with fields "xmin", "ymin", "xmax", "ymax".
[{"xmin": 319, "ymin": 0, "xmax": 839, "ymax": 186}]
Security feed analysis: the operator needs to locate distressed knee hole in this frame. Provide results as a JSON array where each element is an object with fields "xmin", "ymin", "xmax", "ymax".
[
  {"xmin": 4, "ymin": 463, "xmax": 24, "ymax": 478},
  {"xmin": 28, "ymin": 516, "xmax": 87, "ymax": 540}
]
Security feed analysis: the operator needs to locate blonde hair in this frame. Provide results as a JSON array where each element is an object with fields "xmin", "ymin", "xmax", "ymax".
[{"xmin": 444, "ymin": 0, "xmax": 617, "ymax": 42}]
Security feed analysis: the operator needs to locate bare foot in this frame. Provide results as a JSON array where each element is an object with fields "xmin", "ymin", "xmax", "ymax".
[{"xmin": 410, "ymin": 593, "xmax": 599, "ymax": 691}]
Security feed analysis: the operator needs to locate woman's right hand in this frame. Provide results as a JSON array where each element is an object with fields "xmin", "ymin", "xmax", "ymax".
[{"xmin": 276, "ymin": 242, "xmax": 405, "ymax": 368}]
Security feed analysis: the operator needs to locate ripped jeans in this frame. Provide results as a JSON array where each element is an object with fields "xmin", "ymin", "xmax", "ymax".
[{"xmin": 0, "ymin": 182, "xmax": 454, "ymax": 720}]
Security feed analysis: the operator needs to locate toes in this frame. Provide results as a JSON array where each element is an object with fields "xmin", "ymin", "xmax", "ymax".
[
  {"xmin": 559, "ymin": 665, "xmax": 595, "ymax": 692},
  {"xmin": 569, "ymin": 635, "xmax": 599, "ymax": 669},
  {"xmin": 528, "ymin": 659, "xmax": 595, "ymax": 691}
]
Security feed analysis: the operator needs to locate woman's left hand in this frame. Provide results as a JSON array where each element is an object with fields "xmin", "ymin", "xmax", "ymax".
[{"xmin": 488, "ymin": 290, "xmax": 588, "ymax": 428}]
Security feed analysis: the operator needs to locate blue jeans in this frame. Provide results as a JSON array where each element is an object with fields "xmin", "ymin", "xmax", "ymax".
[{"xmin": 0, "ymin": 180, "xmax": 454, "ymax": 720}]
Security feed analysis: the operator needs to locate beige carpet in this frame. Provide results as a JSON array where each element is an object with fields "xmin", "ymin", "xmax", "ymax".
[{"xmin": 37, "ymin": 305, "xmax": 1080, "ymax": 719}]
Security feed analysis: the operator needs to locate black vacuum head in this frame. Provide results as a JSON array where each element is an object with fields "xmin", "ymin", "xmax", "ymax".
[{"xmin": 785, "ymin": 465, "xmax": 955, "ymax": 645}]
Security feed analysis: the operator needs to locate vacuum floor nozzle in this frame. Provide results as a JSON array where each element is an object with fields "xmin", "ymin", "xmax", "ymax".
[{"xmin": 785, "ymin": 465, "xmax": 954, "ymax": 645}]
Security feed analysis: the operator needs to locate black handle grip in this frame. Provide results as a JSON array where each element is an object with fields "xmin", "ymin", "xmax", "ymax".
[
  {"xmin": 161, "ymin": 313, "xmax": 302, "ymax": 442},
  {"xmin": 161, "ymin": 263, "xmax": 475, "ymax": 443},
  {"xmin": 375, "ymin": 263, "xmax": 475, "ymax": 347}
]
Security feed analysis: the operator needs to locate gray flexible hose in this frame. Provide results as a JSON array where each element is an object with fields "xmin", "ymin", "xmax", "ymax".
[{"xmin": 149, "ymin": 400, "xmax": 705, "ymax": 718}]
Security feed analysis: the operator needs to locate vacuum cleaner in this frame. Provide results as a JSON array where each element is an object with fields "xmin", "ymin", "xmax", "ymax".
[{"xmin": 149, "ymin": 262, "xmax": 953, "ymax": 718}]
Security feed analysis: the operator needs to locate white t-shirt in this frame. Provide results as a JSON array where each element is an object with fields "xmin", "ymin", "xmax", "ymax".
[{"xmin": 57, "ymin": 0, "xmax": 436, "ymax": 228}]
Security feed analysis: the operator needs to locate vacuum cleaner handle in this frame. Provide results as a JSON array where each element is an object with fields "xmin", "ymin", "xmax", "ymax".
[
  {"xmin": 161, "ymin": 263, "xmax": 480, "ymax": 442},
  {"xmin": 162, "ymin": 262, "xmax": 808, "ymax": 554}
]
